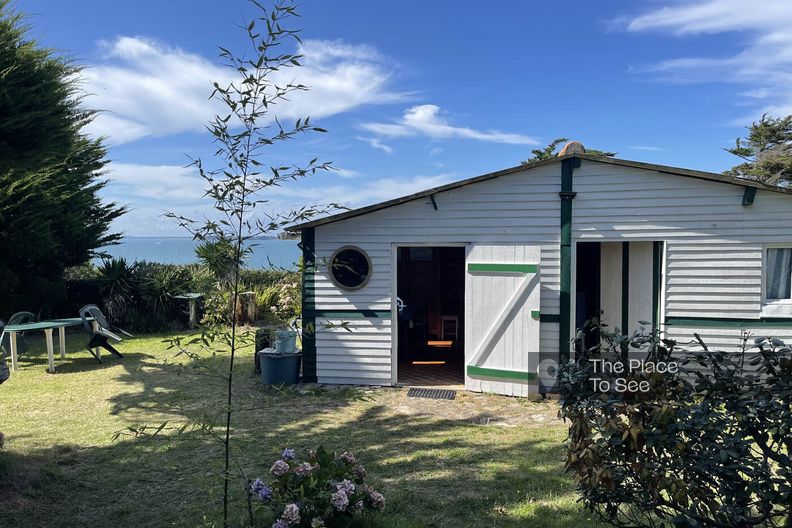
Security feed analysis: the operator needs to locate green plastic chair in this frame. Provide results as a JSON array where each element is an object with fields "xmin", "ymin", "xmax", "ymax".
[
  {"xmin": 79, "ymin": 304, "xmax": 132, "ymax": 362},
  {"xmin": 0, "ymin": 311, "xmax": 35, "ymax": 357}
]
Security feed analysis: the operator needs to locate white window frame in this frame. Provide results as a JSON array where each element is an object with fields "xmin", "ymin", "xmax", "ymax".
[{"xmin": 762, "ymin": 244, "xmax": 792, "ymax": 317}]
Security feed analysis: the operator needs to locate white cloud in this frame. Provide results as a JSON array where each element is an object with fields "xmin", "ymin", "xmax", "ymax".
[
  {"xmin": 82, "ymin": 37, "xmax": 407, "ymax": 145},
  {"xmin": 361, "ymin": 104, "xmax": 539, "ymax": 145},
  {"xmin": 356, "ymin": 136, "xmax": 393, "ymax": 154},
  {"xmin": 108, "ymin": 162, "xmax": 205, "ymax": 201},
  {"xmin": 622, "ymin": 0, "xmax": 792, "ymax": 117},
  {"xmin": 268, "ymin": 173, "xmax": 458, "ymax": 210},
  {"xmin": 627, "ymin": 145, "xmax": 665, "ymax": 152}
]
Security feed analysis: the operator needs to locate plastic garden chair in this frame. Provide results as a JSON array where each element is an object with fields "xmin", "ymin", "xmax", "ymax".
[
  {"xmin": 0, "ymin": 311, "xmax": 35, "ymax": 357},
  {"xmin": 79, "ymin": 304, "xmax": 133, "ymax": 362},
  {"xmin": 0, "ymin": 320, "xmax": 8, "ymax": 384}
]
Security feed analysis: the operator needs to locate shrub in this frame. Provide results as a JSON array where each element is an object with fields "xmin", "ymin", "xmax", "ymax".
[
  {"xmin": 250, "ymin": 447, "xmax": 384, "ymax": 528},
  {"xmin": 559, "ymin": 322, "xmax": 792, "ymax": 527}
]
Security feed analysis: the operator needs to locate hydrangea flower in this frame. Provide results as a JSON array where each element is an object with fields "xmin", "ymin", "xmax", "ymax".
[
  {"xmin": 272, "ymin": 520, "xmax": 288, "ymax": 528},
  {"xmin": 369, "ymin": 491, "xmax": 385, "ymax": 511},
  {"xmin": 338, "ymin": 451, "xmax": 356, "ymax": 464},
  {"xmin": 310, "ymin": 519, "xmax": 325, "ymax": 528},
  {"xmin": 281, "ymin": 448, "xmax": 296, "ymax": 460},
  {"xmin": 270, "ymin": 460, "xmax": 290, "ymax": 476},
  {"xmin": 351, "ymin": 465, "xmax": 366, "ymax": 480},
  {"xmin": 294, "ymin": 462, "xmax": 315, "ymax": 477},
  {"xmin": 330, "ymin": 490, "xmax": 349, "ymax": 511},
  {"xmin": 250, "ymin": 479, "xmax": 272, "ymax": 501},
  {"xmin": 281, "ymin": 503, "xmax": 300, "ymax": 525},
  {"xmin": 336, "ymin": 479, "xmax": 355, "ymax": 495}
]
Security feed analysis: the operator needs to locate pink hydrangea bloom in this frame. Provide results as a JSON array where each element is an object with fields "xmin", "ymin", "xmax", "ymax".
[
  {"xmin": 282, "ymin": 503, "xmax": 300, "ymax": 525},
  {"xmin": 270, "ymin": 460, "xmax": 290, "ymax": 477},
  {"xmin": 330, "ymin": 490, "xmax": 349, "ymax": 511}
]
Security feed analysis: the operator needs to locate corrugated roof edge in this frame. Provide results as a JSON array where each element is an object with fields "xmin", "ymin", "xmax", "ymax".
[{"xmin": 286, "ymin": 152, "xmax": 792, "ymax": 231}]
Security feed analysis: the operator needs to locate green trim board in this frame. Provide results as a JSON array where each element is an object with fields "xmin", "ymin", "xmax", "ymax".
[
  {"xmin": 665, "ymin": 316, "xmax": 792, "ymax": 329},
  {"xmin": 300, "ymin": 227, "xmax": 317, "ymax": 383},
  {"xmin": 559, "ymin": 157, "xmax": 580, "ymax": 363},
  {"xmin": 467, "ymin": 365, "xmax": 537, "ymax": 382},
  {"xmin": 540, "ymin": 313, "xmax": 560, "ymax": 323},
  {"xmin": 652, "ymin": 242, "xmax": 663, "ymax": 329},
  {"xmin": 467, "ymin": 263, "xmax": 538, "ymax": 273},
  {"xmin": 531, "ymin": 310, "xmax": 540, "ymax": 319},
  {"xmin": 621, "ymin": 242, "xmax": 630, "ymax": 332},
  {"xmin": 307, "ymin": 310, "xmax": 392, "ymax": 319}
]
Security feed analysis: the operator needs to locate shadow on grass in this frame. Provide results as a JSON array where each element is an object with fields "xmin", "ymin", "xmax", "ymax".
[{"xmin": 0, "ymin": 334, "xmax": 597, "ymax": 528}]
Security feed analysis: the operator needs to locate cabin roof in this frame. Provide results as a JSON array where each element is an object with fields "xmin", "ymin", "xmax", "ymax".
[{"xmin": 287, "ymin": 153, "xmax": 792, "ymax": 231}]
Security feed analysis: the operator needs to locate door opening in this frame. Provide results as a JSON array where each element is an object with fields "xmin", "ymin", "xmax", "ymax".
[{"xmin": 396, "ymin": 246, "xmax": 465, "ymax": 386}]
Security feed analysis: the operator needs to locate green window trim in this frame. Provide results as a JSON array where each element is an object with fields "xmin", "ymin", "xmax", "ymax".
[
  {"xmin": 467, "ymin": 263, "xmax": 538, "ymax": 274},
  {"xmin": 467, "ymin": 365, "xmax": 537, "ymax": 382}
]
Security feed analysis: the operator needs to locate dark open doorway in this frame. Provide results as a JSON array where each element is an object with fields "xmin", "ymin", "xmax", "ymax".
[
  {"xmin": 576, "ymin": 242, "xmax": 602, "ymax": 351},
  {"xmin": 396, "ymin": 246, "xmax": 465, "ymax": 386}
]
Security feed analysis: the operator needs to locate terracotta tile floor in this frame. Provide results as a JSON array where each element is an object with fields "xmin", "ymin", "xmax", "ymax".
[{"xmin": 397, "ymin": 361, "xmax": 464, "ymax": 387}]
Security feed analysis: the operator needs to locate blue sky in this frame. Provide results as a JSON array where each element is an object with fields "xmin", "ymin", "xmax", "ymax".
[{"xmin": 17, "ymin": 0, "xmax": 792, "ymax": 236}]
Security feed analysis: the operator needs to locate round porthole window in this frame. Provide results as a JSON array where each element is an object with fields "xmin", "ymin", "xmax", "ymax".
[{"xmin": 329, "ymin": 246, "xmax": 372, "ymax": 290}]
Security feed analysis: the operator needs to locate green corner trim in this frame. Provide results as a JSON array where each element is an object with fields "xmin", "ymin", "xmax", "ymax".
[
  {"xmin": 652, "ymin": 242, "xmax": 663, "ymax": 329},
  {"xmin": 742, "ymin": 186, "xmax": 757, "ymax": 206},
  {"xmin": 559, "ymin": 157, "xmax": 580, "ymax": 363},
  {"xmin": 301, "ymin": 227, "xmax": 317, "ymax": 382},
  {"xmin": 467, "ymin": 263, "xmax": 538, "ymax": 273},
  {"xmin": 308, "ymin": 309, "xmax": 392, "ymax": 319},
  {"xmin": 467, "ymin": 365, "xmax": 537, "ymax": 381},
  {"xmin": 621, "ymin": 241, "xmax": 630, "ymax": 332},
  {"xmin": 531, "ymin": 310, "xmax": 540, "ymax": 319},
  {"xmin": 666, "ymin": 316, "xmax": 792, "ymax": 329}
]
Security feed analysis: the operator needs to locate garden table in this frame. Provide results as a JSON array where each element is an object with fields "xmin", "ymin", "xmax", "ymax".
[{"xmin": 4, "ymin": 317, "xmax": 95, "ymax": 374}]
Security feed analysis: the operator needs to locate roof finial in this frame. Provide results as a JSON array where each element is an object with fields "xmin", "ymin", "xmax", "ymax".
[{"xmin": 558, "ymin": 141, "xmax": 586, "ymax": 156}]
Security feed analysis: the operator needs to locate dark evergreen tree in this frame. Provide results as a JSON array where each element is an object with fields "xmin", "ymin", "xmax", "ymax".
[
  {"xmin": 0, "ymin": 1, "xmax": 125, "ymax": 315},
  {"xmin": 523, "ymin": 137, "xmax": 616, "ymax": 164}
]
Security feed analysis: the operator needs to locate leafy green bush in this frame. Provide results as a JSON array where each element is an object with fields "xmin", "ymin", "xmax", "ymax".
[
  {"xmin": 559, "ymin": 322, "xmax": 792, "ymax": 527},
  {"xmin": 250, "ymin": 447, "xmax": 384, "ymax": 527}
]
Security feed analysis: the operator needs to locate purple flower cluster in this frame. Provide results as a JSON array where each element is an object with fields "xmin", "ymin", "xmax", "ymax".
[
  {"xmin": 351, "ymin": 465, "xmax": 366, "ymax": 480},
  {"xmin": 336, "ymin": 479, "xmax": 355, "ymax": 495},
  {"xmin": 294, "ymin": 462, "xmax": 315, "ymax": 477},
  {"xmin": 281, "ymin": 448, "xmax": 296, "ymax": 460},
  {"xmin": 338, "ymin": 451, "xmax": 356, "ymax": 464},
  {"xmin": 270, "ymin": 459, "xmax": 290, "ymax": 477},
  {"xmin": 330, "ymin": 490, "xmax": 349, "ymax": 511},
  {"xmin": 271, "ymin": 520, "xmax": 288, "ymax": 528},
  {"xmin": 250, "ymin": 479, "xmax": 273, "ymax": 502},
  {"xmin": 369, "ymin": 491, "xmax": 385, "ymax": 512},
  {"xmin": 281, "ymin": 503, "xmax": 300, "ymax": 524}
]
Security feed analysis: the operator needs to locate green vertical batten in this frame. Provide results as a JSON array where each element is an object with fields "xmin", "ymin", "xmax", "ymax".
[
  {"xmin": 652, "ymin": 241, "xmax": 663, "ymax": 329},
  {"xmin": 301, "ymin": 227, "xmax": 317, "ymax": 383},
  {"xmin": 742, "ymin": 186, "xmax": 757, "ymax": 206},
  {"xmin": 621, "ymin": 242, "xmax": 630, "ymax": 333},
  {"xmin": 559, "ymin": 157, "xmax": 580, "ymax": 362}
]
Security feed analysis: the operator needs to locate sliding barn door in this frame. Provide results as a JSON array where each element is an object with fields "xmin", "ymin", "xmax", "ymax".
[{"xmin": 465, "ymin": 244, "xmax": 541, "ymax": 396}]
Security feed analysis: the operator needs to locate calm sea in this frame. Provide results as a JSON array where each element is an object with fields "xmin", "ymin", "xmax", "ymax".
[{"xmin": 99, "ymin": 237, "xmax": 301, "ymax": 269}]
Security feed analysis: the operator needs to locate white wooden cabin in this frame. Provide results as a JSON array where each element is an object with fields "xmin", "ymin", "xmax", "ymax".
[{"xmin": 288, "ymin": 145, "xmax": 792, "ymax": 396}]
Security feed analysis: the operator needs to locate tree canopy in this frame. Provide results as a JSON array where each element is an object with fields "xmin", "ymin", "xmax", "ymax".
[
  {"xmin": 0, "ymin": 1, "xmax": 125, "ymax": 316},
  {"xmin": 725, "ymin": 113, "xmax": 792, "ymax": 186},
  {"xmin": 523, "ymin": 137, "xmax": 616, "ymax": 164}
]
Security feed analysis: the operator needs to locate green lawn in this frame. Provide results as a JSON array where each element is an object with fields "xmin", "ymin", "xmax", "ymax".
[{"xmin": 0, "ymin": 331, "xmax": 601, "ymax": 527}]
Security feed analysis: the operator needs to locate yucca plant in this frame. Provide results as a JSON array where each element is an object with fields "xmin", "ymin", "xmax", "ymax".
[{"xmin": 96, "ymin": 257, "xmax": 137, "ymax": 324}]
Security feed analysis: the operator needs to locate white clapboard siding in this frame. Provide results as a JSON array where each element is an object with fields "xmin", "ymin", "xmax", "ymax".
[
  {"xmin": 313, "ymin": 163, "xmax": 561, "ymax": 385},
  {"xmin": 311, "ymin": 157, "xmax": 792, "ymax": 387}
]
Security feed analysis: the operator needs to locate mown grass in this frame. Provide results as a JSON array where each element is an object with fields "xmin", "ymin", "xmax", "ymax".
[{"xmin": 0, "ymin": 331, "xmax": 600, "ymax": 527}]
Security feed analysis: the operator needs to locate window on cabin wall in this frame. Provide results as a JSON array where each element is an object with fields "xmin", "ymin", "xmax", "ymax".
[
  {"xmin": 765, "ymin": 247, "xmax": 792, "ymax": 301},
  {"xmin": 329, "ymin": 246, "xmax": 372, "ymax": 290}
]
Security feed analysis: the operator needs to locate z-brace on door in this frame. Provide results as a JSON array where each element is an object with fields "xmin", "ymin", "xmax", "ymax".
[{"xmin": 464, "ymin": 245, "xmax": 541, "ymax": 396}]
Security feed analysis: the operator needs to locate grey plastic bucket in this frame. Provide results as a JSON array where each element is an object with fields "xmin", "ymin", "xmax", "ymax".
[
  {"xmin": 274, "ymin": 330, "xmax": 298, "ymax": 353},
  {"xmin": 258, "ymin": 351, "xmax": 301, "ymax": 384}
]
